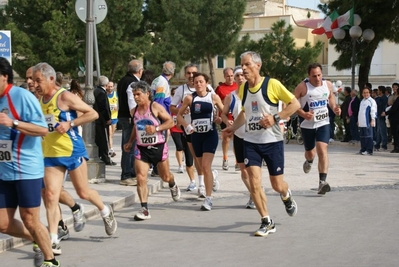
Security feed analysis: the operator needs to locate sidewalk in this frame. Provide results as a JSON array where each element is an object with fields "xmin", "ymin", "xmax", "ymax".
[{"xmin": 1, "ymin": 130, "xmax": 398, "ymax": 253}]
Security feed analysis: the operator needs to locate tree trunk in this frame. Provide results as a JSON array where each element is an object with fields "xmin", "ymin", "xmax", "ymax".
[
  {"xmin": 207, "ymin": 54, "xmax": 215, "ymax": 89},
  {"xmin": 358, "ymin": 42, "xmax": 378, "ymax": 94}
]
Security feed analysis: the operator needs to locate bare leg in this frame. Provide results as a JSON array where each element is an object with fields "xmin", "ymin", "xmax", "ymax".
[
  {"xmin": 69, "ymin": 160, "xmax": 105, "ymax": 211},
  {"xmin": 135, "ymin": 159, "xmax": 150, "ymax": 203},
  {"xmin": 200, "ymin": 152, "xmax": 216, "ymax": 196},
  {"xmin": 20, "ymin": 207, "xmax": 54, "ymax": 261},
  {"xmin": 246, "ymin": 166, "xmax": 268, "ymax": 217}
]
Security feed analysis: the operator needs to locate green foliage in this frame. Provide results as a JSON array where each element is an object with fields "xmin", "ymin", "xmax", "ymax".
[
  {"xmin": 145, "ymin": 0, "xmax": 246, "ymax": 87},
  {"xmin": 0, "ymin": 0, "xmax": 150, "ymax": 82},
  {"xmin": 235, "ymin": 20, "xmax": 323, "ymax": 91}
]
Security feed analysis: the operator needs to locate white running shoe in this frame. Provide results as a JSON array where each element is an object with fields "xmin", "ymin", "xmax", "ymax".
[
  {"xmin": 198, "ymin": 185, "xmax": 206, "ymax": 198},
  {"xmin": 177, "ymin": 166, "xmax": 184, "ymax": 173},
  {"xmin": 201, "ymin": 197, "xmax": 212, "ymax": 211},
  {"xmin": 186, "ymin": 181, "xmax": 197, "ymax": 191},
  {"xmin": 222, "ymin": 159, "xmax": 229, "ymax": 170}
]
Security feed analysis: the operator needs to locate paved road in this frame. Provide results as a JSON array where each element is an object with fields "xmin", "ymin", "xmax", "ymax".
[{"xmin": 1, "ymin": 131, "xmax": 399, "ymax": 266}]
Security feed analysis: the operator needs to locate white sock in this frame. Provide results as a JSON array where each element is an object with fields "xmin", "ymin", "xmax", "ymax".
[
  {"xmin": 100, "ymin": 205, "xmax": 110, "ymax": 218},
  {"xmin": 50, "ymin": 233, "xmax": 58, "ymax": 244},
  {"xmin": 198, "ymin": 175, "xmax": 204, "ymax": 186}
]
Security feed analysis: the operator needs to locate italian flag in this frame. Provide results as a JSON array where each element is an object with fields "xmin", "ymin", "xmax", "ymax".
[
  {"xmin": 331, "ymin": 8, "xmax": 354, "ymax": 30},
  {"xmin": 312, "ymin": 8, "xmax": 354, "ymax": 39},
  {"xmin": 311, "ymin": 10, "xmax": 339, "ymax": 39}
]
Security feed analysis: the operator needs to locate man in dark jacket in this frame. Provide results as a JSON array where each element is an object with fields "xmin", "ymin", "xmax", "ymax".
[
  {"xmin": 375, "ymin": 86, "xmax": 388, "ymax": 151},
  {"xmin": 116, "ymin": 60, "xmax": 143, "ymax": 186},
  {"xmin": 348, "ymin": 88, "xmax": 361, "ymax": 143},
  {"xmin": 94, "ymin": 75, "xmax": 115, "ymax": 165},
  {"xmin": 340, "ymin": 87, "xmax": 352, "ymax": 142}
]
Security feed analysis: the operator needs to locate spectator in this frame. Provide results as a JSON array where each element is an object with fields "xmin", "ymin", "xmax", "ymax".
[
  {"xmin": 375, "ymin": 86, "xmax": 388, "ymax": 151},
  {"xmin": 357, "ymin": 87, "xmax": 377, "ymax": 155},
  {"xmin": 340, "ymin": 87, "xmax": 352, "ymax": 142},
  {"xmin": 348, "ymin": 88, "xmax": 360, "ymax": 143},
  {"xmin": 94, "ymin": 76, "xmax": 115, "ymax": 166},
  {"xmin": 117, "ymin": 60, "xmax": 143, "ymax": 186}
]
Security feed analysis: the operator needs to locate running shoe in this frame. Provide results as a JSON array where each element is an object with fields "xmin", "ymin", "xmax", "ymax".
[
  {"xmin": 245, "ymin": 198, "xmax": 256, "ymax": 209},
  {"xmin": 212, "ymin": 169, "xmax": 220, "ymax": 192},
  {"xmin": 198, "ymin": 185, "xmax": 206, "ymax": 198},
  {"xmin": 73, "ymin": 203, "xmax": 86, "ymax": 232},
  {"xmin": 254, "ymin": 218, "xmax": 276, "ymax": 237},
  {"xmin": 52, "ymin": 243, "xmax": 61, "ymax": 255},
  {"xmin": 39, "ymin": 260, "xmax": 61, "ymax": 267},
  {"xmin": 222, "ymin": 159, "xmax": 229, "ymax": 170},
  {"xmin": 102, "ymin": 204, "xmax": 117, "ymax": 236},
  {"xmin": 57, "ymin": 225, "xmax": 69, "ymax": 241},
  {"xmin": 235, "ymin": 164, "xmax": 240, "ymax": 171},
  {"xmin": 318, "ymin": 181, "xmax": 331, "ymax": 195},
  {"xmin": 33, "ymin": 242, "xmax": 43, "ymax": 267},
  {"xmin": 170, "ymin": 184, "xmax": 181, "ymax": 201},
  {"xmin": 201, "ymin": 197, "xmax": 212, "ymax": 211},
  {"xmin": 177, "ymin": 166, "xmax": 184, "ymax": 173},
  {"xmin": 361, "ymin": 151, "xmax": 372, "ymax": 155},
  {"xmin": 151, "ymin": 170, "xmax": 159, "ymax": 177},
  {"xmin": 303, "ymin": 160, "xmax": 312, "ymax": 173},
  {"xmin": 134, "ymin": 207, "xmax": 151, "ymax": 220},
  {"xmin": 186, "ymin": 180, "xmax": 197, "ymax": 191},
  {"xmin": 280, "ymin": 189, "xmax": 297, "ymax": 217}
]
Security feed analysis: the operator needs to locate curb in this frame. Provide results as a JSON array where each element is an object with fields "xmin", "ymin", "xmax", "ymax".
[{"xmin": 0, "ymin": 179, "xmax": 164, "ymax": 254}]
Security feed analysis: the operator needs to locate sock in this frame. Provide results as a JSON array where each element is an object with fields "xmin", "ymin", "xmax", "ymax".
[
  {"xmin": 70, "ymin": 203, "xmax": 80, "ymax": 213},
  {"xmin": 261, "ymin": 215, "xmax": 271, "ymax": 222},
  {"xmin": 141, "ymin": 202, "xmax": 148, "ymax": 209},
  {"xmin": 206, "ymin": 196, "xmax": 212, "ymax": 200},
  {"xmin": 58, "ymin": 220, "xmax": 65, "ymax": 229},
  {"xmin": 100, "ymin": 205, "xmax": 110, "ymax": 218},
  {"xmin": 198, "ymin": 175, "xmax": 204, "ymax": 186},
  {"xmin": 319, "ymin": 173, "xmax": 327, "ymax": 182},
  {"xmin": 281, "ymin": 190, "xmax": 290, "ymax": 200},
  {"xmin": 168, "ymin": 181, "xmax": 176, "ymax": 188},
  {"xmin": 307, "ymin": 159, "xmax": 314, "ymax": 164},
  {"xmin": 50, "ymin": 233, "xmax": 58, "ymax": 244}
]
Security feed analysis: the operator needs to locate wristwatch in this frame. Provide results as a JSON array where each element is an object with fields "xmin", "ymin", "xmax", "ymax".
[
  {"xmin": 70, "ymin": 120, "xmax": 75, "ymax": 127},
  {"xmin": 273, "ymin": 114, "xmax": 281, "ymax": 123},
  {"xmin": 155, "ymin": 126, "xmax": 160, "ymax": 132},
  {"xmin": 12, "ymin": 120, "xmax": 19, "ymax": 129}
]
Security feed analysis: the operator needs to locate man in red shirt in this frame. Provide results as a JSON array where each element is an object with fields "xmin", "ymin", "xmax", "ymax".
[{"xmin": 215, "ymin": 67, "xmax": 238, "ymax": 170}]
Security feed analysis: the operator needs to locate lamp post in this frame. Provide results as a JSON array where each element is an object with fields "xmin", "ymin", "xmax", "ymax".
[{"xmin": 332, "ymin": 14, "xmax": 375, "ymax": 91}]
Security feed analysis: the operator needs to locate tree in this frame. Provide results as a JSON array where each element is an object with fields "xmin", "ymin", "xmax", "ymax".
[
  {"xmin": 147, "ymin": 0, "xmax": 246, "ymax": 88},
  {"xmin": 235, "ymin": 20, "xmax": 324, "ymax": 91},
  {"xmin": 0, "ymin": 0, "xmax": 150, "ymax": 81},
  {"xmin": 323, "ymin": 0, "xmax": 399, "ymax": 91}
]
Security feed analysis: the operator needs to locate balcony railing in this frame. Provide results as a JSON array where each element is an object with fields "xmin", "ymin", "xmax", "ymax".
[{"xmin": 321, "ymin": 64, "xmax": 397, "ymax": 77}]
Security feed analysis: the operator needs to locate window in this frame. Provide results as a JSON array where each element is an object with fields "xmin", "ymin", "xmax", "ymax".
[{"xmin": 216, "ymin": 55, "xmax": 225, "ymax": 69}]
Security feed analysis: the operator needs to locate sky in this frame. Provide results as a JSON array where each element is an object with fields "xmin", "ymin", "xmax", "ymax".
[{"xmin": 287, "ymin": 0, "xmax": 320, "ymax": 10}]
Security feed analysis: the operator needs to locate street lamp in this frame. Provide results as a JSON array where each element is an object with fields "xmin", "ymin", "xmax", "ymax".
[{"xmin": 332, "ymin": 14, "xmax": 375, "ymax": 91}]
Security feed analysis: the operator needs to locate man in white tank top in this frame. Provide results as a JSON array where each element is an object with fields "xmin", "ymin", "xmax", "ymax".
[
  {"xmin": 224, "ymin": 51, "xmax": 300, "ymax": 237},
  {"xmin": 294, "ymin": 63, "xmax": 341, "ymax": 195}
]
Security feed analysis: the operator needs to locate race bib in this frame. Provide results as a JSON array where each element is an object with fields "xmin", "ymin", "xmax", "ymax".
[
  {"xmin": 137, "ymin": 130, "xmax": 159, "ymax": 145},
  {"xmin": 192, "ymin": 118, "xmax": 211, "ymax": 133},
  {"xmin": 110, "ymin": 104, "xmax": 117, "ymax": 111},
  {"xmin": 45, "ymin": 114, "xmax": 57, "ymax": 132},
  {"xmin": 0, "ymin": 140, "xmax": 13, "ymax": 162},
  {"xmin": 314, "ymin": 107, "xmax": 329, "ymax": 122},
  {"xmin": 246, "ymin": 115, "xmax": 263, "ymax": 131}
]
